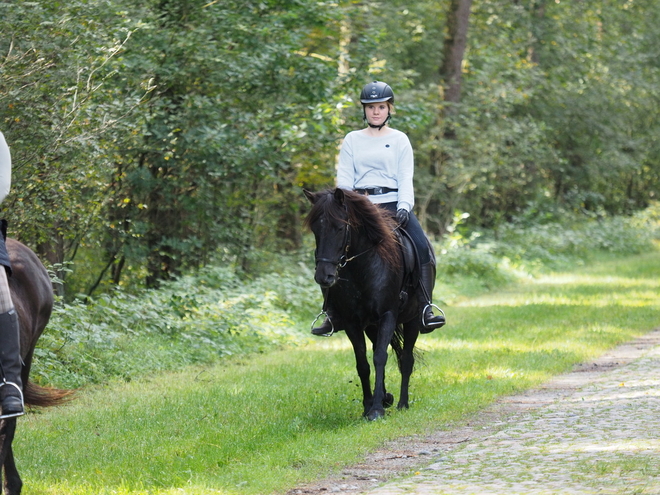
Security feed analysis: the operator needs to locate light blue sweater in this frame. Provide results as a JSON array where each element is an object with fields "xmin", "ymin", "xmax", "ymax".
[{"xmin": 336, "ymin": 128, "xmax": 414, "ymax": 212}]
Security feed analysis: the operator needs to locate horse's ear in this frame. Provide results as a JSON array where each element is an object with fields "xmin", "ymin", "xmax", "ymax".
[
  {"xmin": 334, "ymin": 187, "xmax": 345, "ymax": 205},
  {"xmin": 303, "ymin": 189, "xmax": 316, "ymax": 204}
]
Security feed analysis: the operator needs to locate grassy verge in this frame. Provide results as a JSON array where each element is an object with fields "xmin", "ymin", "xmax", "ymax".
[{"xmin": 15, "ymin": 250, "xmax": 660, "ymax": 495}]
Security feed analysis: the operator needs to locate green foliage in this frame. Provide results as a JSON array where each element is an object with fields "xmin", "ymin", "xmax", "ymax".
[
  {"xmin": 437, "ymin": 246, "xmax": 513, "ymax": 287},
  {"xmin": 32, "ymin": 206, "xmax": 659, "ymax": 389},
  {"xmin": 33, "ymin": 260, "xmax": 320, "ymax": 388},
  {"xmin": 2, "ymin": 0, "xmax": 660, "ymax": 296},
  {"xmin": 434, "ymin": 205, "xmax": 660, "ymax": 295},
  {"xmin": 487, "ymin": 209, "xmax": 659, "ymax": 272}
]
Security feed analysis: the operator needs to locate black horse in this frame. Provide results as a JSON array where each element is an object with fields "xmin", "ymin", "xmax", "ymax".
[
  {"xmin": 304, "ymin": 188, "xmax": 433, "ymax": 421},
  {"xmin": 0, "ymin": 238, "xmax": 71, "ymax": 495}
]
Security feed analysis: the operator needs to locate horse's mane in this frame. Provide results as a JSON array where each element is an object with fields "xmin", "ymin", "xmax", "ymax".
[{"xmin": 305, "ymin": 188, "xmax": 401, "ymax": 269}]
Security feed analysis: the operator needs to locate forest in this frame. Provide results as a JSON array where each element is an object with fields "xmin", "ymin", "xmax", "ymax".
[
  {"xmin": 3, "ymin": 3, "xmax": 660, "ymax": 492},
  {"xmin": 1, "ymin": 0, "xmax": 659, "ymax": 298}
]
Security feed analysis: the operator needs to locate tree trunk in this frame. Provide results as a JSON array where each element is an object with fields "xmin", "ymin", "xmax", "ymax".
[
  {"xmin": 37, "ymin": 234, "xmax": 65, "ymax": 297},
  {"xmin": 528, "ymin": 0, "xmax": 546, "ymax": 65},
  {"xmin": 420, "ymin": 0, "xmax": 473, "ymax": 236},
  {"xmin": 441, "ymin": 0, "xmax": 473, "ymax": 108}
]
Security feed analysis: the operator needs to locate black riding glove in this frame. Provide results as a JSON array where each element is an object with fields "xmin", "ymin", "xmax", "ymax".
[{"xmin": 396, "ymin": 208, "xmax": 410, "ymax": 228}]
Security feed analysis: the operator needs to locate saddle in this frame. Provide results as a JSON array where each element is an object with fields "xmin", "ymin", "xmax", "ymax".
[{"xmin": 396, "ymin": 228, "xmax": 435, "ymax": 306}]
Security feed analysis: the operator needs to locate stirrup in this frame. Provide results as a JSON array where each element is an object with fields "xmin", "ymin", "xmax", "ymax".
[
  {"xmin": 421, "ymin": 304, "xmax": 446, "ymax": 327},
  {"xmin": 0, "ymin": 381, "xmax": 25, "ymax": 419},
  {"xmin": 310, "ymin": 311, "xmax": 335, "ymax": 337}
]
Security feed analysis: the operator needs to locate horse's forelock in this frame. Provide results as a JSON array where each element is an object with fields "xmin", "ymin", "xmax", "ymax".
[{"xmin": 304, "ymin": 189, "xmax": 347, "ymax": 230}]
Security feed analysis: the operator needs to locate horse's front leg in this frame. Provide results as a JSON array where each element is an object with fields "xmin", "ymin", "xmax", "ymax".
[
  {"xmin": 366, "ymin": 311, "xmax": 396, "ymax": 421},
  {"xmin": 345, "ymin": 328, "xmax": 373, "ymax": 416},
  {"xmin": 0, "ymin": 418, "xmax": 22, "ymax": 495},
  {"xmin": 366, "ymin": 325, "xmax": 394, "ymax": 409},
  {"xmin": 398, "ymin": 320, "xmax": 420, "ymax": 410},
  {"xmin": 3, "ymin": 443, "xmax": 21, "ymax": 495}
]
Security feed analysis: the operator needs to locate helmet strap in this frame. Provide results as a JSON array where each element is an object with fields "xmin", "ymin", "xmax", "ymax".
[{"xmin": 365, "ymin": 112, "xmax": 391, "ymax": 131}]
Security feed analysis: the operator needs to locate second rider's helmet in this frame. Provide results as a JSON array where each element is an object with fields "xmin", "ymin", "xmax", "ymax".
[{"xmin": 360, "ymin": 81, "xmax": 394, "ymax": 104}]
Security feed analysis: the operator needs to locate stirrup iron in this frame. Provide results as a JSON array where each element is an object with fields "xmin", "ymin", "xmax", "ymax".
[
  {"xmin": 311, "ymin": 311, "xmax": 335, "ymax": 337},
  {"xmin": 421, "ymin": 303, "xmax": 445, "ymax": 326},
  {"xmin": 0, "ymin": 381, "xmax": 25, "ymax": 419}
]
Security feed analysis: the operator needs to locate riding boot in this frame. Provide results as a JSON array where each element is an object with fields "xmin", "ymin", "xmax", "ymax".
[
  {"xmin": 0, "ymin": 309, "xmax": 24, "ymax": 419},
  {"xmin": 311, "ymin": 316, "xmax": 335, "ymax": 336},
  {"xmin": 419, "ymin": 262, "xmax": 446, "ymax": 334}
]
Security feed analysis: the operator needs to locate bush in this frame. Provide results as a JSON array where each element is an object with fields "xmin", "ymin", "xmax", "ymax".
[
  {"xmin": 433, "ymin": 205, "xmax": 660, "ymax": 294},
  {"xmin": 436, "ymin": 244, "xmax": 513, "ymax": 288},
  {"xmin": 33, "ymin": 262, "xmax": 321, "ymax": 388},
  {"xmin": 489, "ymin": 213, "xmax": 658, "ymax": 271}
]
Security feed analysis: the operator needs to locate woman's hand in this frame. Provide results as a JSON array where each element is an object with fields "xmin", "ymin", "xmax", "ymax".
[{"xmin": 396, "ymin": 209, "xmax": 410, "ymax": 228}]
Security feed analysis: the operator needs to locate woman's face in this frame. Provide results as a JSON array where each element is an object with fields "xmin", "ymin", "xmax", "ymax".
[{"xmin": 364, "ymin": 103, "xmax": 389, "ymax": 127}]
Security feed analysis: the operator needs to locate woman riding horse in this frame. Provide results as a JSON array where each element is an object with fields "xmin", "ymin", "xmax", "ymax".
[
  {"xmin": 312, "ymin": 81, "xmax": 445, "ymax": 336},
  {"xmin": 0, "ymin": 132, "xmax": 24, "ymax": 419}
]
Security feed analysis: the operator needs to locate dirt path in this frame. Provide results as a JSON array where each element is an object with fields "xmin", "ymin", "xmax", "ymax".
[{"xmin": 288, "ymin": 328, "xmax": 660, "ymax": 494}]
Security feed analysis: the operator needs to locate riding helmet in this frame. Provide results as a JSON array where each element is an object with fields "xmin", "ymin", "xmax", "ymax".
[{"xmin": 360, "ymin": 81, "xmax": 394, "ymax": 104}]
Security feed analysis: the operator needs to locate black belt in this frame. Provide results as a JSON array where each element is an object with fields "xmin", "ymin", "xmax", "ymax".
[{"xmin": 354, "ymin": 187, "xmax": 398, "ymax": 196}]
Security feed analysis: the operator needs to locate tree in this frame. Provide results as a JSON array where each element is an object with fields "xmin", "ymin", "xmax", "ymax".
[
  {"xmin": 97, "ymin": 0, "xmax": 339, "ymax": 285},
  {"xmin": 0, "ymin": 0, "xmax": 146, "ymax": 293},
  {"xmin": 3, "ymin": 0, "xmax": 660, "ymax": 297}
]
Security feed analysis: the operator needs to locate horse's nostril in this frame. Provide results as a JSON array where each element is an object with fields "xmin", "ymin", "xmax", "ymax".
[{"xmin": 315, "ymin": 271, "xmax": 336, "ymax": 288}]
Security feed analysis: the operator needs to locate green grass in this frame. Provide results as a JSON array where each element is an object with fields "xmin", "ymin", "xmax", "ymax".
[{"xmin": 15, "ymin": 251, "xmax": 660, "ymax": 494}]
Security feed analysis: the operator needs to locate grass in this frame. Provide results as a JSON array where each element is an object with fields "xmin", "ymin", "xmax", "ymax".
[{"xmin": 14, "ymin": 250, "xmax": 660, "ymax": 494}]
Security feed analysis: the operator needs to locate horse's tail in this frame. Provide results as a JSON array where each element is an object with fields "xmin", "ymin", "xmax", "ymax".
[
  {"xmin": 391, "ymin": 324, "xmax": 422, "ymax": 372},
  {"xmin": 391, "ymin": 325, "xmax": 408, "ymax": 372},
  {"xmin": 24, "ymin": 381, "xmax": 74, "ymax": 408}
]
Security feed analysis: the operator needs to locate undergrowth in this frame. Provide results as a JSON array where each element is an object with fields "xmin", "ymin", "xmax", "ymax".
[
  {"xmin": 436, "ymin": 204, "xmax": 660, "ymax": 287},
  {"xmin": 33, "ymin": 262, "xmax": 322, "ymax": 388}
]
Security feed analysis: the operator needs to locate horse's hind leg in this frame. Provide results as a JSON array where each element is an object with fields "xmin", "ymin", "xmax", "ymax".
[
  {"xmin": 397, "ymin": 322, "xmax": 419, "ymax": 410},
  {"xmin": 2, "ymin": 420, "xmax": 21, "ymax": 495},
  {"xmin": 3, "ymin": 446, "xmax": 21, "ymax": 495}
]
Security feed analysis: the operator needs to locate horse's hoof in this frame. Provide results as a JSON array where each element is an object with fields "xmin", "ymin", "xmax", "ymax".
[
  {"xmin": 383, "ymin": 393, "xmax": 394, "ymax": 408},
  {"xmin": 397, "ymin": 401, "xmax": 409, "ymax": 410},
  {"xmin": 366, "ymin": 408, "xmax": 385, "ymax": 421}
]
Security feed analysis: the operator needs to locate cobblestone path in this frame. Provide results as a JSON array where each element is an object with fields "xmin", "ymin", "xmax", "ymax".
[
  {"xmin": 290, "ymin": 329, "xmax": 660, "ymax": 495},
  {"xmin": 367, "ymin": 330, "xmax": 660, "ymax": 494}
]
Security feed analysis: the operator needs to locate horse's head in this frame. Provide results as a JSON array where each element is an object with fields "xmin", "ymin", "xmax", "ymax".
[
  {"xmin": 304, "ymin": 188, "xmax": 351, "ymax": 288},
  {"xmin": 304, "ymin": 188, "xmax": 401, "ymax": 288}
]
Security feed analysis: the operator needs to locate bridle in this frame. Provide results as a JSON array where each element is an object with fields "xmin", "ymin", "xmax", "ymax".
[
  {"xmin": 310, "ymin": 202, "xmax": 385, "ymax": 337},
  {"xmin": 315, "ymin": 220, "xmax": 351, "ymax": 269},
  {"xmin": 314, "ymin": 218, "xmax": 380, "ymax": 271}
]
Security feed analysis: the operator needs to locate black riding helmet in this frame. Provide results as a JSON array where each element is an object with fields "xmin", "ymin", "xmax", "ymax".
[
  {"xmin": 360, "ymin": 81, "xmax": 394, "ymax": 130},
  {"xmin": 360, "ymin": 81, "xmax": 394, "ymax": 104}
]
